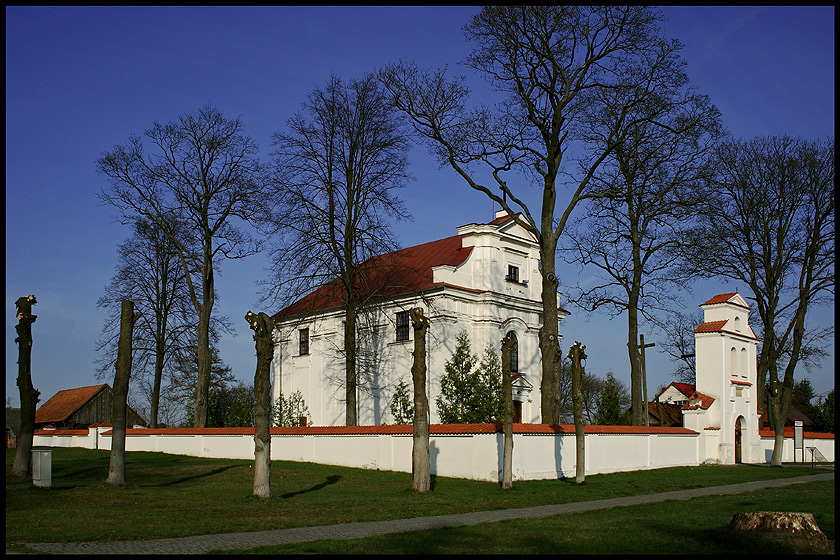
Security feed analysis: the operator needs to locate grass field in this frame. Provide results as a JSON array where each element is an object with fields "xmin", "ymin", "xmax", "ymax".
[
  {"xmin": 228, "ymin": 481, "xmax": 835, "ymax": 555},
  {"xmin": 6, "ymin": 447, "xmax": 833, "ymax": 553}
]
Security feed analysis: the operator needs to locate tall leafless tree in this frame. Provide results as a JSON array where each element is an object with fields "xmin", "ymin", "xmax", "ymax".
[
  {"xmin": 106, "ymin": 300, "xmax": 140, "ymax": 487},
  {"xmin": 96, "ymin": 218, "xmax": 193, "ymax": 428},
  {"xmin": 380, "ymin": 6, "xmax": 685, "ymax": 423},
  {"xmin": 263, "ymin": 75, "xmax": 411, "ymax": 426},
  {"xmin": 681, "ymin": 136, "xmax": 834, "ymax": 465},
  {"xmin": 11, "ymin": 296, "xmax": 39, "ymax": 478},
  {"xmin": 563, "ymin": 61, "xmax": 722, "ymax": 424},
  {"xmin": 98, "ymin": 105, "xmax": 265, "ymax": 427}
]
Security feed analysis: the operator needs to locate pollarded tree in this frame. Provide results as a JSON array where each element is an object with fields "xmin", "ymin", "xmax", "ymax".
[
  {"xmin": 380, "ymin": 6, "xmax": 689, "ymax": 423},
  {"xmin": 11, "ymin": 295, "xmax": 39, "ymax": 479},
  {"xmin": 98, "ymin": 105, "xmax": 266, "ymax": 428},
  {"xmin": 263, "ymin": 74, "xmax": 411, "ymax": 426},
  {"xmin": 410, "ymin": 307, "xmax": 431, "ymax": 493},
  {"xmin": 681, "ymin": 135, "xmax": 834, "ymax": 465}
]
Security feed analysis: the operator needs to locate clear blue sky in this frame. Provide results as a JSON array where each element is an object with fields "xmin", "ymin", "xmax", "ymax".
[{"xmin": 6, "ymin": 6, "xmax": 835, "ymax": 410}]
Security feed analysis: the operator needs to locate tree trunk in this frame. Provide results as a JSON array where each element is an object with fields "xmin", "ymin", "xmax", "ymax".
[
  {"xmin": 500, "ymin": 336, "xmax": 515, "ymax": 489},
  {"xmin": 539, "ymin": 229, "xmax": 561, "ymax": 424},
  {"xmin": 626, "ymin": 292, "xmax": 644, "ymax": 425},
  {"xmin": 150, "ymin": 338, "xmax": 165, "ymax": 428},
  {"xmin": 11, "ymin": 296, "xmax": 40, "ymax": 479},
  {"xmin": 247, "ymin": 311, "xmax": 275, "ymax": 499},
  {"xmin": 193, "ymin": 302, "xmax": 212, "ymax": 428},
  {"xmin": 410, "ymin": 307, "xmax": 431, "ymax": 493},
  {"xmin": 107, "ymin": 299, "xmax": 138, "ymax": 487},
  {"xmin": 569, "ymin": 342, "xmax": 587, "ymax": 484},
  {"xmin": 345, "ymin": 303, "xmax": 357, "ymax": 426}
]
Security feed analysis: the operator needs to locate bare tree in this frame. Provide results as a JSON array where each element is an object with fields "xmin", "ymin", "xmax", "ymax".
[
  {"xmin": 681, "ymin": 136, "xmax": 834, "ymax": 465},
  {"xmin": 410, "ymin": 307, "xmax": 430, "ymax": 493},
  {"xmin": 562, "ymin": 40, "xmax": 722, "ymax": 425},
  {"xmin": 263, "ymin": 75, "xmax": 411, "ymax": 426},
  {"xmin": 656, "ymin": 310, "xmax": 702, "ymax": 384},
  {"xmin": 106, "ymin": 300, "xmax": 140, "ymax": 487},
  {"xmin": 96, "ymin": 218, "xmax": 193, "ymax": 428},
  {"xmin": 246, "ymin": 311, "xmax": 274, "ymax": 500},
  {"xmin": 380, "ymin": 6, "xmax": 684, "ymax": 423},
  {"xmin": 98, "ymin": 105, "xmax": 265, "ymax": 427},
  {"xmin": 168, "ymin": 326, "xmax": 236, "ymax": 426},
  {"xmin": 11, "ymin": 296, "xmax": 39, "ymax": 478},
  {"xmin": 568, "ymin": 342, "xmax": 587, "ymax": 484}
]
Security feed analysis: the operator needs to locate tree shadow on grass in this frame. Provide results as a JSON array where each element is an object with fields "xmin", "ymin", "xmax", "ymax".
[
  {"xmin": 281, "ymin": 475, "xmax": 342, "ymax": 499},
  {"xmin": 151, "ymin": 465, "xmax": 245, "ymax": 487}
]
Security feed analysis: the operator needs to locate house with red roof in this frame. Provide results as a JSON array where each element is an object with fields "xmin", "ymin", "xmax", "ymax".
[
  {"xmin": 271, "ymin": 211, "xmax": 569, "ymax": 426},
  {"xmin": 34, "ymin": 384, "xmax": 146, "ymax": 430}
]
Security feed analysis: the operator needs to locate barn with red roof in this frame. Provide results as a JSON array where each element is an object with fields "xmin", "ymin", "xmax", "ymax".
[{"xmin": 271, "ymin": 211, "xmax": 569, "ymax": 426}]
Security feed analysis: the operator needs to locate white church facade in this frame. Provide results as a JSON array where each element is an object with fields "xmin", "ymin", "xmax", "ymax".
[{"xmin": 270, "ymin": 211, "xmax": 567, "ymax": 426}]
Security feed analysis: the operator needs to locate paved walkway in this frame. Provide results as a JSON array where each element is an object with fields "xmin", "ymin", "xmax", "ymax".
[{"xmin": 15, "ymin": 471, "xmax": 834, "ymax": 555}]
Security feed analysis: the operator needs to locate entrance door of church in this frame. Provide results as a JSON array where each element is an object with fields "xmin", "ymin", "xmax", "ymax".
[
  {"xmin": 734, "ymin": 417, "xmax": 743, "ymax": 464},
  {"xmin": 513, "ymin": 401, "xmax": 522, "ymax": 423}
]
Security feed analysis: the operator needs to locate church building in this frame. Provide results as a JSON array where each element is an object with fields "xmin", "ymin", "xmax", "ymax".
[{"xmin": 271, "ymin": 211, "xmax": 568, "ymax": 426}]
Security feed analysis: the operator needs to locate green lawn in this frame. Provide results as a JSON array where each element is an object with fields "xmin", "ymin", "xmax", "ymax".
[
  {"xmin": 230, "ymin": 481, "xmax": 834, "ymax": 555},
  {"xmin": 6, "ymin": 447, "xmax": 832, "ymax": 550}
]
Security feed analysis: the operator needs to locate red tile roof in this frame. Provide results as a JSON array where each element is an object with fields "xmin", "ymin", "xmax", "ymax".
[
  {"xmin": 693, "ymin": 319, "xmax": 760, "ymax": 341},
  {"xmin": 681, "ymin": 391, "xmax": 715, "ymax": 410},
  {"xmin": 759, "ymin": 428, "xmax": 834, "ymax": 440},
  {"xmin": 274, "ymin": 235, "xmax": 476, "ymax": 319},
  {"xmin": 701, "ymin": 292, "xmax": 751, "ymax": 310},
  {"xmin": 110, "ymin": 423, "xmax": 698, "ymax": 436},
  {"xmin": 693, "ymin": 320, "xmax": 728, "ymax": 334},
  {"xmin": 35, "ymin": 384, "xmax": 108, "ymax": 424},
  {"xmin": 655, "ymin": 382, "xmax": 695, "ymax": 400},
  {"xmin": 647, "ymin": 402, "xmax": 684, "ymax": 426}
]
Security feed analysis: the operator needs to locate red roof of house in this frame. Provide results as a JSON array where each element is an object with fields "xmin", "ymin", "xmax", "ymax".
[
  {"xmin": 681, "ymin": 391, "xmax": 715, "ymax": 410},
  {"xmin": 701, "ymin": 293, "xmax": 751, "ymax": 310},
  {"xmin": 274, "ymin": 234, "xmax": 476, "ymax": 319},
  {"xmin": 655, "ymin": 382, "xmax": 695, "ymax": 400},
  {"xmin": 647, "ymin": 402, "xmax": 685, "ymax": 426},
  {"xmin": 35, "ymin": 384, "xmax": 108, "ymax": 424},
  {"xmin": 702, "ymin": 292, "xmax": 739, "ymax": 305},
  {"xmin": 693, "ymin": 319, "xmax": 728, "ymax": 334}
]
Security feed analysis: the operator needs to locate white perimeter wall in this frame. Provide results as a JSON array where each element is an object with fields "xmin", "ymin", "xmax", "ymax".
[{"xmin": 33, "ymin": 427, "xmax": 834, "ymax": 483}]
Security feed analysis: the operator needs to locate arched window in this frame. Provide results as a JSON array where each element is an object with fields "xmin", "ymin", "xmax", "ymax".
[
  {"xmin": 730, "ymin": 347, "xmax": 738, "ymax": 375},
  {"xmin": 734, "ymin": 316, "xmax": 741, "ymax": 332},
  {"xmin": 506, "ymin": 332, "xmax": 519, "ymax": 373},
  {"xmin": 741, "ymin": 348, "xmax": 748, "ymax": 378}
]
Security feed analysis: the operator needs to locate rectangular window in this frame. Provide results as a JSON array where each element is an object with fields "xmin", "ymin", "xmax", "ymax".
[
  {"xmin": 506, "ymin": 265, "xmax": 519, "ymax": 283},
  {"xmin": 299, "ymin": 328, "xmax": 309, "ymax": 356},
  {"xmin": 396, "ymin": 310, "xmax": 410, "ymax": 342}
]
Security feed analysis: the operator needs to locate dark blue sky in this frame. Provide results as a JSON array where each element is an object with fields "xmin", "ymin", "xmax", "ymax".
[{"xmin": 6, "ymin": 6, "xmax": 835, "ymax": 409}]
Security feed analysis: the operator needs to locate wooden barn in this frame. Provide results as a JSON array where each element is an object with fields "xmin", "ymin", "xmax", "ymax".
[{"xmin": 34, "ymin": 384, "xmax": 146, "ymax": 429}]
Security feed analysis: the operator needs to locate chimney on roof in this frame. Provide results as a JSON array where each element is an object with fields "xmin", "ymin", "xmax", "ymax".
[{"xmin": 495, "ymin": 209, "xmax": 510, "ymax": 220}]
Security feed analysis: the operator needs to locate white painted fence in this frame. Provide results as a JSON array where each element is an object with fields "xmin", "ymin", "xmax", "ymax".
[{"xmin": 33, "ymin": 424, "xmax": 834, "ymax": 483}]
